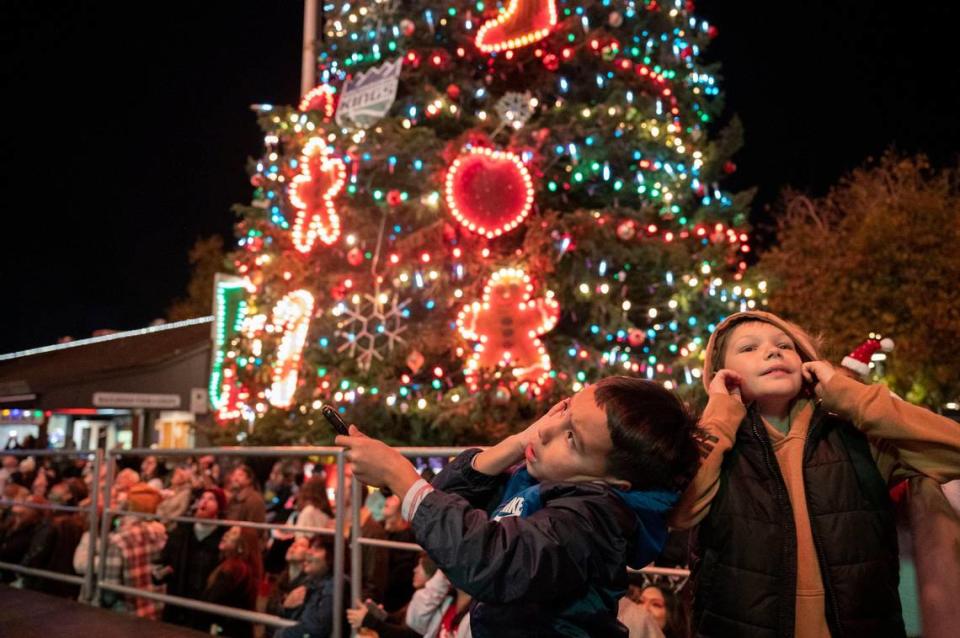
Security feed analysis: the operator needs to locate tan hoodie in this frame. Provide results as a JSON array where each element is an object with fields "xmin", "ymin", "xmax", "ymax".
[{"xmin": 672, "ymin": 311, "xmax": 960, "ymax": 638}]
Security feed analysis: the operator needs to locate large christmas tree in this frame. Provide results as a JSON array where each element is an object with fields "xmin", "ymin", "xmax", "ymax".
[{"xmin": 210, "ymin": 0, "xmax": 763, "ymax": 445}]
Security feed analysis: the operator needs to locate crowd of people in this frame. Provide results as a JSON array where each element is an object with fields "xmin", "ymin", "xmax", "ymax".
[{"xmin": 0, "ymin": 449, "xmax": 684, "ymax": 637}]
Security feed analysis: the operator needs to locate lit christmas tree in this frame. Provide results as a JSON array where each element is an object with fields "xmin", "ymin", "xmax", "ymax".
[{"xmin": 210, "ymin": 0, "xmax": 764, "ymax": 445}]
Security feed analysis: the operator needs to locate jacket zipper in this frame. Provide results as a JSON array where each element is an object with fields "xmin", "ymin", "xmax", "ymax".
[
  {"xmin": 802, "ymin": 414, "xmax": 845, "ymax": 638},
  {"xmin": 750, "ymin": 410, "xmax": 797, "ymax": 638}
]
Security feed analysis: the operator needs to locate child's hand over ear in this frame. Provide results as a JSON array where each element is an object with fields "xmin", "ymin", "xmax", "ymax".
[
  {"xmin": 474, "ymin": 398, "xmax": 567, "ymax": 475},
  {"xmin": 801, "ymin": 361, "xmax": 836, "ymax": 397},
  {"xmin": 709, "ymin": 369, "xmax": 744, "ymax": 403}
]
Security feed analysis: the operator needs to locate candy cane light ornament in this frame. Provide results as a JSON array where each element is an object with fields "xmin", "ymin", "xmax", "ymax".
[{"xmin": 268, "ymin": 289, "xmax": 315, "ymax": 408}]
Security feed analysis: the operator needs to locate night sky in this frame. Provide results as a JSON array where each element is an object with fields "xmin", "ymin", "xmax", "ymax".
[{"xmin": 2, "ymin": 1, "xmax": 958, "ymax": 354}]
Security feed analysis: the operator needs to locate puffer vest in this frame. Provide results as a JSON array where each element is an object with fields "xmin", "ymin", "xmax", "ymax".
[{"xmin": 691, "ymin": 407, "xmax": 905, "ymax": 638}]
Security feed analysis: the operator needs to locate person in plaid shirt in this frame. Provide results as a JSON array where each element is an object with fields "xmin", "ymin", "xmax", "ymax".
[{"xmin": 101, "ymin": 482, "xmax": 167, "ymax": 619}]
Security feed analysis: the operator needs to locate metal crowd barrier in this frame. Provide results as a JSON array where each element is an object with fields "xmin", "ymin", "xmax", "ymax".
[
  {"xmin": 2, "ymin": 445, "xmax": 692, "ymax": 638},
  {"xmin": 0, "ymin": 448, "xmax": 102, "ymax": 601}
]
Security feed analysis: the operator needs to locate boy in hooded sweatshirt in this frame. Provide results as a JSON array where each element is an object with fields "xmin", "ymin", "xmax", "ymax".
[
  {"xmin": 671, "ymin": 311, "xmax": 960, "ymax": 638},
  {"xmin": 337, "ymin": 376, "xmax": 701, "ymax": 637}
]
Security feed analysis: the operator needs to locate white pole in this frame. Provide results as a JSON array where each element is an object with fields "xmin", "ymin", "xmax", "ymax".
[{"xmin": 301, "ymin": 0, "xmax": 318, "ymax": 98}]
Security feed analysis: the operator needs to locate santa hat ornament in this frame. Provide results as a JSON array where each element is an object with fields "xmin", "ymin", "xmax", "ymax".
[{"xmin": 841, "ymin": 333, "xmax": 894, "ymax": 378}]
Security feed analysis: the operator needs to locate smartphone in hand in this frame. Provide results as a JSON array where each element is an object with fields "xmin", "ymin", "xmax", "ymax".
[
  {"xmin": 321, "ymin": 405, "xmax": 349, "ymax": 436},
  {"xmin": 324, "ymin": 407, "xmax": 394, "ymax": 497}
]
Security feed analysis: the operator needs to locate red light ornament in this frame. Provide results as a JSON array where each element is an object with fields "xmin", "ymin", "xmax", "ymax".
[
  {"xmin": 289, "ymin": 137, "xmax": 346, "ymax": 253},
  {"xmin": 444, "ymin": 147, "xmax": 534, "ymax": 239},
  {"xmin": 298, "ymin": 84, "xmax": 337, "ymax": 120},
  {"xmin": 475, "ymin": 0, "xmax": 558, "ymax": 53}
]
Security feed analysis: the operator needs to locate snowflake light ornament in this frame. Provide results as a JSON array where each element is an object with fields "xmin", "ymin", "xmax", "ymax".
[
  {"xmin": 495, "ymin": 91, "xmax": 536, "ymax": 129},
  {"xmin": 333, "ymin": 283, "xmax": 411, "ymax": 371}
]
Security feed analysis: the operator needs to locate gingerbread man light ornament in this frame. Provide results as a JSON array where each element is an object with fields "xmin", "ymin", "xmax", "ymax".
[
  {"xmin": 457, "ymin": 267, "xmax": 560, "ymax": 389},
  {"xmin": 289, "ymin": 137, "xmax": 346, "ymax": 253}
]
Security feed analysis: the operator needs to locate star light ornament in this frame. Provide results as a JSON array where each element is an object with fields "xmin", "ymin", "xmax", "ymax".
[
  {"xmin": 457, "ymin": 268, "xmax": 560, "ymax": 391},
  {"xmin": 289, "ymin": 137, "xmax": 346, "ymax": 253},
  {"xmin": 333, "ymin": 283, "xmax": 411, "ymax": 372}
]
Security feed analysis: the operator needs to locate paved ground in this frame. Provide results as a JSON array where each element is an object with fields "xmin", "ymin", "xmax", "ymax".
[{"xmin": 0, "ymin": 585, "xmax": 210, "ymax": 638}]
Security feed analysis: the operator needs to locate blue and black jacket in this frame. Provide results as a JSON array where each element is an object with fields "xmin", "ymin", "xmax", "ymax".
[{"xmin": 410, "ymin": 449, "xmax": 678, "ymax": 638}]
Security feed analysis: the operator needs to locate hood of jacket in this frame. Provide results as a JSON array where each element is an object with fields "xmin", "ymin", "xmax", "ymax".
[
  {"xmin": 701, "ymin": 310, "xmax": 822, "ymax": 391},
  {"xmin": 614, "ymin": 488, "xmax": 679, "ymax": 568}
]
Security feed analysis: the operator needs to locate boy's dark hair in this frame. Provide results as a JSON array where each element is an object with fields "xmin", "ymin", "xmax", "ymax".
[{"xmin": 594, "ymin": 376, "xmax": 700, "ymax": 492}]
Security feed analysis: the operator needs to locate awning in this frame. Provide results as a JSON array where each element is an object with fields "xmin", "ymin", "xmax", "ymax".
[{"xmin": 0, "ymin": 317, "xmax": 213, "ymax": 412}]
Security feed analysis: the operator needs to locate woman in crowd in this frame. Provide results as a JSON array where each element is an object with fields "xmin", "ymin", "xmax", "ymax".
[
  {"xmin": 202, "ymin": 525, "xmax": 263, "ymax": 638},
  {"xmin": 140, "ymin": 455, "xmax": 165, "ymax": 491},
  {"xmin": 159, "ymin": 487, "xmax": 228, "ymax": 629},
  {"xmin": 0, "ymin": 495, "xmax": 46, "ymax": 583},
  {"xmin": 293, "ymin": 474, "xmax": 334, "ymax": 537},
  {"xmin": 380, "ymin": 492, "xmax": 417, "ymax": 613}
]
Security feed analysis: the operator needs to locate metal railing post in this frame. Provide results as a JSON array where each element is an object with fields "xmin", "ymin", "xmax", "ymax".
[
  {"xmin": 332, "ymin": 450, "xmax": 347, "ymax": 638},
  {"xmin": 81, "ymin": 449, "xmax": 102, "ymax": 603},
  {"xmin": 94, "ymin": 449, "xmax": 117, "ymax": 603},
  {"xmin": 350, "ymin": 473, "xmax": 362, "ymax": 638}
]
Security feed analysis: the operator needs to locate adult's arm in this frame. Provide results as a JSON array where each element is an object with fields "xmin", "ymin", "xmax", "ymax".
[{"xmin": 821, "ymin": 373, "xmax": 960, "ymax": 484}]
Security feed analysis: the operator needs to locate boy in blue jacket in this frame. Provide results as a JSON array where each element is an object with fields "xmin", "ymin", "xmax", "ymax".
[{"xmin": 338, "ymin": 376, "xmax": 700, "ymax": 637}]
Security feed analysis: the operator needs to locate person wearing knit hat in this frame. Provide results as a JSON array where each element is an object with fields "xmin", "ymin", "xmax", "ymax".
[
  {"xmin": 126, "ymin": 482, "xmax": 162, "ymax": 514},
  {"xmin": 670, "ymin": 310, "xmax": 960, "ymax": 638},
  {"xmin": 102, "ymin": 483, "xmax": 168, "ymax": 619},
  {"xmin": 204, "ymin": 486, "xmax": 228, "ymax": 517}
]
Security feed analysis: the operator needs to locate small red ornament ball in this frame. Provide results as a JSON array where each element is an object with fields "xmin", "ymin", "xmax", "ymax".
[
  {"xmin": 723, "ymin": 160, "xmax": 737, "ymax": 174},
  {"xmin": 628, "ymin": 328, "xmax": 646, "ymax": 347},
  {"xmin": 347, "ymin": 247, "xmax": 364, "ymax": 266},
  {"xmin": 250, "ymin": 174, "xmax": 264, "ymax": 187},
  {"xmin": 387, "ymin": 189, "xmax": 403, "ymax": 206},
  {"xmin": 330, "ymin": 284, "xmax": 347, "ymax": 301},
  {"xmin": 400, "ymin": 18, "xmax": 415, "ymax": 37},
  {"xmin": 446, "ymin": 83, "xmax": 461, "ymax": 100},
  {"xmin": 708, "ymin": 25, "xmax": 719, "ymax": 38},
  {"xmin": 616, "ymin": 219, "xmax": 637, "ymax": 241},
  {"xmin": 542, "ymin": 53, "xmax": 560, "ymax": 71},
  {"xmin": 442, "ymin": 223, "xmax": 458, "ymax": 243}
]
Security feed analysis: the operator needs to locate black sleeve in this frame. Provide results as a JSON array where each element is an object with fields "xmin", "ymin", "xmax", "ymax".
[
  {"xmin": 202, "ymin": 564, "xmax": 242, "ymax": 606},
  {"xmin": 428, "ymin": 449, "xmax": 508, "ymax": 510},
  {"xmin": 22, "ymin": 522, "xmax": 56, "ymax": 568},
  {"xmin": 411, "ymin": 487, "xmax": 621, "ymax": 605}
]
